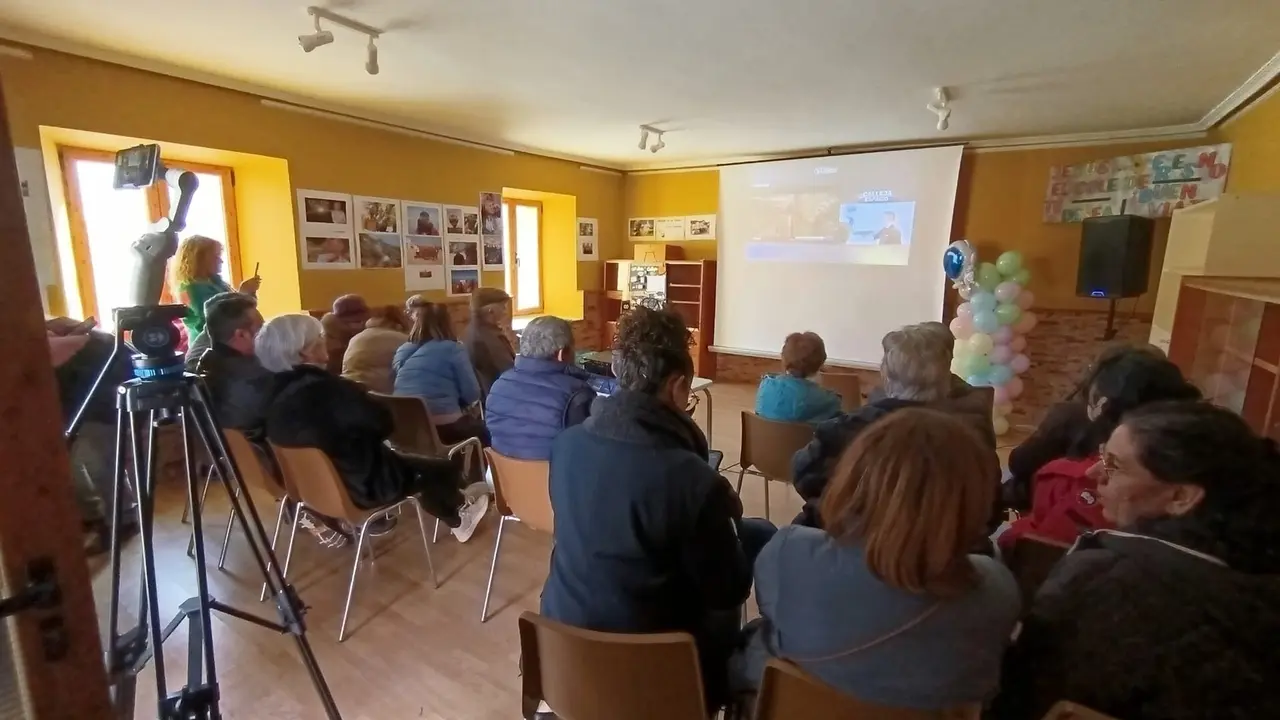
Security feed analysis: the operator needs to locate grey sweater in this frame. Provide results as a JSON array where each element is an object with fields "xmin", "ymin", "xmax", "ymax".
[{"xmin": 733, "ymin": 525, "xmax": 1020, "ymax": 709}]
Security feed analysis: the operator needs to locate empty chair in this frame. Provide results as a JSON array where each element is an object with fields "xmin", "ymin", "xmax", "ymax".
[
  {"xmin": 818, "ymin": 370, "xmax": 863, "ymax": 412},
  {"xmin": 270, "ymin": 443, "xmax": 438, "ymax": 642},
  {"xmin": 753, "ymin": 659, "xmax": 980, "ymax": 720},
  {"xmin": 481, "ymin": 448, "xmax": 552, "ymax": 623},
  {"xmin": 517, "ymin": 611, "xmax": 709, "ymax": 720},
  {"xmin": 732, "ymin": 412, "xmax": 815, "ymax": 520},
  {"xmin": 213, "ymin": 430, "xmax": 297, "ymax": 602}
]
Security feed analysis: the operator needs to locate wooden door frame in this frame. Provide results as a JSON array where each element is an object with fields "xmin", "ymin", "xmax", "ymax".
[
  {"xmin": 0, "ymin": 77, "xmax": 114, "ymax": 718},
  {"xmin": 503, "ymin": 198, "xmax": 544, "ymax": 316}
]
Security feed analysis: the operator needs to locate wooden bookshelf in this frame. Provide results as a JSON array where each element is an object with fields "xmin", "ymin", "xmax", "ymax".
[{"xmin": 601, "ymin": 257, "xmax": 718, "ymax": 379}]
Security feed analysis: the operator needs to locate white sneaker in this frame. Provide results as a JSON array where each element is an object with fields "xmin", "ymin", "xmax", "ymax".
[
  {"xmin": 464, "ymin": 480, "xmax": 491, "ymax": 502},
  {"xmin": 451, "ymin": 495, "xmax": 489, "ymax": 543}
]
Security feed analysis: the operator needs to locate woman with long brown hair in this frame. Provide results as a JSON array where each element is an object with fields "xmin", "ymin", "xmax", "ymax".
[
  {"xmin": 392, "ymin": 297, "xmax": 490, "ymax": 448},
  {"xmin": 731, "ymin": 408, "xmax": 1019, "ymax": 709}
]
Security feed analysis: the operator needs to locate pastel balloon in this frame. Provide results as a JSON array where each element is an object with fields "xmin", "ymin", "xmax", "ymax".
[
  {"xmin": 977, "ymin": 263, "xmax": 1002, "ymax": 292},
  {"xmin": 965, "ymin": 353, "xmax": 991, "ymax": 376},
  {"xmin": 957, "ymin": 285, "xmax": 973, "ymax": 300},
  {"xmin": 1011, "ymin": 353, "xmax": 1031, "ymax": 374},
  {"xmin": 992, "ymin": 384, "xmax": 1010, "ymax": 404},
  {"xmin": 967, "ymin": 332, "xmax": 994, "ymax": 356},
  {"xmin": 1009, "ymin": 335, "xmax": 1028, "ymax": 353},
  {"xmin": 969, "ymin": 291, "xmax": 997, "ymax": 313},
  {"xmin": 988, "ymin": 363, "xmax": 1014, "ymax": 386},
  {"xmin": 1016, "ymin": 289, "xmax": 1035, "ymax": 310},
  {"xmin": 1013, "ymin": 268, "xmax": 1031, "ymax": 286},
  {"xmin": 995, "ymin": 303, "xmax": 1023, "ymax": 326},
  {"xmin": 956, "ymin": 302, "xmax": 974, "ymax": 320},
  {"xmin": 966, "ymin": 373, "xmax": 989, "ymax": 388},
  {"xmin": 994, "ymin": 281, "xmax": 1021, "ymax": 303},
  {"xmin": 992, "ymin": 325, "xmax": 1013, "ymax": 344},
  {"xmin": 1005, "ymin": 376, "xmax": 1024, "ymax": 400},
  {"xmin": 949, "ymin": 315, "xmax": 974, "ymax": 340},
  {"xmin": 994, "ymin": 400, "xmax": 1014, "ymax": 416},
  {"xmin": 951, "ymin": 357, "xmax": 965, "ymax": 375},
  {"xmin": 1013, "ymin": 311, "xmax": 1039, "ymax": 334},
  {"xmin": 972, "ymin": 310, "xmax": 1000, "ymax": 334},
  {"xmin": 989, "ymin": 344, "xmax": 1013, "ymax": 365},
  {"xmin": 993, "ymin": 415, "xmax": 1010, "ymax": 436},
  {"xmin": 996, "ymin": 251, "xmax": 1024, "ymax": 276}
]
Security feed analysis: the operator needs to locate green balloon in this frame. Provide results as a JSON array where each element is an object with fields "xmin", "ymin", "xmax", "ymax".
[
  {"xmin": 1013, "ymin": 268, "xmax": 1031, "ymax": 286},
  {"xmin": 995, "ymin": 303, "xmax": 1023, "ymax": 326},
  {"xmin": 977, "ymin": 262, "xmax": 1002, "ymax": 292},
  {"xmin": 965, "ymin": 353, "xmax": 991, "ymax": 376},
  {"xmin": 996, "ymin": 251, "xmax": 1024, "ymax": 277}
]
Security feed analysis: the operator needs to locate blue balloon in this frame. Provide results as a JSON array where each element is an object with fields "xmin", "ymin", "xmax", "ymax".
[
  {"xmin": 988, "ymin": 364, "xmax": 1014, "ymax": 386},
  {"xmin": 972, "ymin": 310, "xmax": 1000, "ymax": 334},
  {"xmin": 970, "ymin": 291, "xmax": 997, "ymax": 313},
  {"xmin": 966, "ymin": 373, "xmax": 990, "ymax": 388},
  {"xmin": 943, "ymin": 245, "xmax": 967, "ymax": 281}
]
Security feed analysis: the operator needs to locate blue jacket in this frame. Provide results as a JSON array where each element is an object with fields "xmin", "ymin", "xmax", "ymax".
[
  {"xmin": 755, "ymin": 373, "xmax": 842, "ymax": 425},
  {"xmin": 485, "ymin": 356, "xmax": 596, "ymax": 461},
  {"xmin": 391, "ymin": 339, "xmax": 481, "ymax": 418}
]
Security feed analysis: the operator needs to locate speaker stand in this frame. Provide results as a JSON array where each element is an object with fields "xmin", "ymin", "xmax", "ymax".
[{"xmin": 1102, "ymin": 298, "xmax": 1119, "ymax": 341}]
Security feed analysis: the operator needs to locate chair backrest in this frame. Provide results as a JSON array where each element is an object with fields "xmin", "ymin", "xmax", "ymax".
[
  {"xmin": 1006, "ymin": 534, "xmax": 1071, "ymax": 607},
  {"xmin": 740, "ymin": 411, "xmax": 816, "ymax": 482},
  {"xmin": 484, "ymin": 448, "xmax": 553, "ymax": 534},
  {"xmin": 517, "ymin": 612, "xmax": 707, "ymax": 720},
  {"xmin": 1039, "ymin": 701, "xmax": 1122, "ymax": 720},
  {"xmin": 368, "ymin": 392, "xmax": 446, "ymax": 456},
  {"xmin": 269, "ymin": 443, "xmax": 363, "ymax": 521},
  {"xmin": 755, "ymin": 659, "xmax": 980, "ymax": 720},
  {"xmin": 222, "ymin": 429, "xmax": 290, "ymax": 500},
  {"xmin": 818, "ymin": 371, "xmax": 863, "ymax": 412}
]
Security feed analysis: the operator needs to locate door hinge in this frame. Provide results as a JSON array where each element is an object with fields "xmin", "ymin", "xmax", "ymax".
[{"xmin": 0, "ymin": 557, "xmax": 69, "ymax": 661}]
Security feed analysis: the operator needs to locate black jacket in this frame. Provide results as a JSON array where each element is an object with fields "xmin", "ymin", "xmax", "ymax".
[
  {"xmin": 55, "ymin": 331, "xmax": 133, "ymax": 427},
  {"xmin": 1004, "ymin": 401, "xmax": 1089, "ymax": 511},
  {"xmin": 541, "ymin": 390, "xmax": 751, "ymax": 637},
  {"xmin": 992, "ymin": 527, "xmax": 1280, "ymax": 720},
  {"xmin": 197, "ymin": 343, "xmax": 275, "ymax": 433},
  {"xmin": 263, "ymin": 365, "xmax": 408, "ymax": 509}
]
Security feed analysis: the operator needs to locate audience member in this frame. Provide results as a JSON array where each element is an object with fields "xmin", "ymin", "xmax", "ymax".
[
  {"xmin": 866, "ymin": 322, "xmax": 981, "ymax": 405},
  {"xmin": 485, "ymin": 316, "xmax": 595, "ymax": 461},
  {"xmin": 258, "ymin": 314, "xmax": 488, "ymax": 543},
  {"xmin": 1004, "ymin": 342, "xmax": 1165, "ymax": 510},
  {"xmin": 540, "ymin": 307, "xmax": 750, "ymax": 711},
  {"xmin": 993, "ymin": 402, "xmax": 1280, "ymax": 720},
  {"xmin": 320, "ymin": 294, "xmax": 371, "ymax": 375},
  {"xmin": 732, "ymin": 409, "xmax": 1019, "ymax": 708},
  {"xmin": 754, "ymin": 331, "xmax": 841, "ymax": 425},
  {"xmin": 791, "ymin": 323, "xmax": 997, "ymax": 528},
  {"xmin": 998, "ymin": 352, "xmax": 1199, "ymax": 550},
  {"xmin": 393, "ymin": 297, "xmax": 490, "ymax": 446},
  {"xmin": 342, "ymin": 304, "xmax": 411, "ymax": 393},
  {"xmin": 173, "ymin": 235, "xmax": 259, "ymax": 340},
  {"xmin": 193, "ymin": 293, "xmax": 271, "ymax": 431},
  {"xmin": 462, "ymin": 288, "xmax": 515, "ymax": 395}
]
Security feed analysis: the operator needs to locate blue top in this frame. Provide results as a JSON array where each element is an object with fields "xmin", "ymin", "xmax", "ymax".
[
  {"xmin": 734, "ymin": 525, "xmax": 1020, "ymax": 708},
  {"xmin": 754, "ymin": 373, "xmax": 842, "ymax": 425},
  {"xmin": 391, "ymin": 339, "xmax": 481, "ymax": 420},
  {"xmin": 485, "ymin": 356, "xmax": 597, "ymax": 461}
]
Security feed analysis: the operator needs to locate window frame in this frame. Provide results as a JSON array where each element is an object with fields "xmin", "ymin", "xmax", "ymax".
[{"xmin": 502, "ymin": 197, "xmax": 544, "ymax": 316}]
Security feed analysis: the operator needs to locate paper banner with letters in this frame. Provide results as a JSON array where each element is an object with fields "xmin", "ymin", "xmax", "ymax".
[{"xmin": 1043, "ymin": 144, "xmax": 1231, "ymax": 223}]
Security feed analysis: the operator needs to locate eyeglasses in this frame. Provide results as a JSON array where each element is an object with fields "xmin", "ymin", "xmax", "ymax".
[{"xmin": 1097, "ymin": 444, "xmax": 1117, "ymax": 479}]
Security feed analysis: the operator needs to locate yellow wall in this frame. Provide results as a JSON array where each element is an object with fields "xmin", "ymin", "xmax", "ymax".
[
  {"xmin": 623, "ymin": 171, "xmax": 718, "ymax": 260},
  {"xmin": 503, "ymin": 187, "xmax": 582, "ymax": 318},
  {"xmin": 1, "ymin": 46, "xmax": 621, "ymax": 313},
  {"xmin": 1219, "ymin": 88, "xmax": 1280, "ymax": 194}
]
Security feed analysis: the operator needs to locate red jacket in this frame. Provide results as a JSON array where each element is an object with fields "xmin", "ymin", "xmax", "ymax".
[{"xmin": 998, "ymin": 455, "xmax": 1112, "ymax": 550}]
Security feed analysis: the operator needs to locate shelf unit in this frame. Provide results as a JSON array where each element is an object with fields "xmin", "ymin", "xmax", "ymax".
[
  {"xmin": 602, "ymin": 258, "xmax": 718, "ymax": 378},
  {"xmin": 1168, "ymin": 277, "xmax": 1280, "ymax": 441}
]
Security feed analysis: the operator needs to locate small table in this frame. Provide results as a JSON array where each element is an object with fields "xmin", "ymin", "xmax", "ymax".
[{"xmin": 578, "ymin": 351, "xmax": 715, "ymax": 445}]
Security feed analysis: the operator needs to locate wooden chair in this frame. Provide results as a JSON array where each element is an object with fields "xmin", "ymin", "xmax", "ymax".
[
  {"xmin": 754, "ymin": 659, "xmax": 979, "ymax": 720},
  {"xmin": 732, "ymin": 412, "xmax": 815, "ymax": 520},
  {"xmin": 517, "ymin": 611, "xmax": 709, "ymax": 720},
  {"xmin": 270, "ymin": 443, "xmax": 438, "ymax": 642},
  {"xmin": 1005, "ymin": 534, "xmax": 1071, "ymax": 607},
  {"xmin": 210, "ymin": 430, "xmax": 298, "ymax": 601},
  {"xmin": 367, "ymin": 391, "xmax": 486, "ymax": 541},
  {"xmin": 481, "ymin": 448, "xmax": 551, "ymax": 623},
  {"xmin": 817, "ymin": 370, "xmax": 863, "ymax": 412},
  {"xmin": 1039, "ymin": 701, "xmax": 1122, "ymax": 719}
]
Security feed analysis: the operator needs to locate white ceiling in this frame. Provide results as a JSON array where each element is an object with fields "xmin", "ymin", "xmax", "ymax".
[{"xmin": 1, "ymin": 0, "xmax": 1278, "ymax": 169}]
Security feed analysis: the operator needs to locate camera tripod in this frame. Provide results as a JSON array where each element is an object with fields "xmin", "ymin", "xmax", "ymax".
[{"xmin": 101, "ymin": 370, "xmax": 343, "ymax": 720}]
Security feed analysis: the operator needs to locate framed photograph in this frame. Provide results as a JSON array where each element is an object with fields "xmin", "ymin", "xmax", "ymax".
[
  {"xmin": 685, "ymin": 214, "xmax": 717, "ymax": 240},
  {"xmin": 404, "ymin": 202, "xmax": 444, "ymax": 237},
  {"xmin": 444, "ymin": 205, "xmax": 480, "ymax": 237},
  {"xmin": 482, "ymin": 234, "xmax": 505, "ymax": 271},
  {"xmin": 577, "ymin": 217, "xmax": 599, "ymax": 261},
  {"xmin": 358, "ymin": 231, "xmax": 403, "ymax": 269},
  {"xmin": 301, "ymin": 231, "xmax": 356, "ymax": 270},
  {"xmin": 448, "ymin": 268, "xmax": 480, "ymax": 297},
  {"xmin": 298, "ymin": 189, "xmax": 353, "ymax": 231},
  {"xmin": 628, "ymin": 218, "xmax": 656, "ymax": 240},
  {"xmin": 448, "ymin": 239, "xmax": 480, "ymax": 268},
  {"xmin": 656, "ymin": 217, "xmax": 685, "ymax": 241},
  {"xmin": 403, "ymin": 235, "xmax": 445, "ymax": 290},
  {"xmin": 297, "ymin": 190, "xmax": 355, "ymax": 268},
  {"xmin": 479, "ymin": 192, "xmax": 504, "ymax": 237},
  {"xmin": 354, "ymin": 196, "xmax": 401, "ymax": 234}
]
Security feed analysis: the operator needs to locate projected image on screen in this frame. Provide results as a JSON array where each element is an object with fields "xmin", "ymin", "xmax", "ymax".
[
  {"xmin": 841, "ymin": 200, "xmax": 916, "ymax": 248},
  {"xmin": 744, "ymin": 192, "xmax": 915, "ymax": 266}
]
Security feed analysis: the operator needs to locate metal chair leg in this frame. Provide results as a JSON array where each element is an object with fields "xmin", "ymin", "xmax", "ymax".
[
  {"xmin": 338, "ymin": 523, "xmax": 370, "ymax": 643},
  {"xmin": 735, "ymin": 466, "xmax": 747, "ymax": 494},
  {"xmin": 185, "ymin": 465, "xmax": 219, "ymax": 555},
  {"xmin": 260, "ymin": 499, "xmax": 287, "ymax": 602},
  {"xmin": 763, "ymin": 476, "xmax": 771, "ymax": 521},
  {"xmin": 412, "ymin": 501, "xmax": 439, "ymax": 589},
  {"xmin": 432, "ymin": 518, "xmax": 440, "ymax": 544},
  {"xmin": 281, "ymin": 502, "xmax": 304, "ymax": 583},
  {"xmin": 480, "ymin": 516, "xmax": 508, "ymax": 623},
  {"xmin": 216, "ymin": 486, "xmax": 241, "ymax": 570}
]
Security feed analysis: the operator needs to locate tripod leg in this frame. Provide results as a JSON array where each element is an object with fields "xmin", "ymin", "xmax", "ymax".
[
  {"xmin": 261, "ymin": 499, "xmax": 287, "ymax": 603},
  {"xmin": 178, "ymin": 409, "xmax": 221, "ymax": 696},
  {"xmin": 103, "ymin": 406, "xmax": 128, "ymax": 697}
]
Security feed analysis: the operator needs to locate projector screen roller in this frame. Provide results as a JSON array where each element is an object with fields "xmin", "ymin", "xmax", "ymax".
[{"xmin": 716, "ymin": 146, "xmax": 964, "ymax": 367}]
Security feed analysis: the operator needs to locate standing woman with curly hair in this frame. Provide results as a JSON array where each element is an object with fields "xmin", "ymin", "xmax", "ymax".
[{"xmin": 172, "ymin": 235, "xmax": 260, "ymax": 339}]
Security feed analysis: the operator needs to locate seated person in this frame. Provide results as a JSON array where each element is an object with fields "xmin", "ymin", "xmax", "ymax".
[
  {"xmin": 541, "ymin": 307, "xmax": 751, "ymax": 711},
  {"xmin": 791, "ymin": 323, "xmax": 998, "ymax": 528},
  {"xmin": 998, "ymin": 352, "xmax": 1199, "ymax": 551},
  {"xmin": 342, "ymin": 304, "xmax": 410, "ymax": 393},
  {"xmin": 485, "ymin": 316, "xmax": 595, "ymax": 461},
  {"xmin": 320, "ymin": 294, "xmax": 371, "ymax": 376},
  {"xmin": 732, "ymin": 408, "xmax": 1020, "ymax": 708},
  {"xmin": 992, "ymin": 402, "xmax": 1280, "ymax": 720},
  {"xmin": 191, "ymin": 293, "xmax": 270, "ymax": 431},
  {"xmin": 462, "ymin": 288, "xmax": 516, "ymax": 396},
  {"xmin": 755, "ymin": 331, "xmax": 841, "ymax": 425},
  {"xmin": 1005, "ymin": 342, "xmax": 1165, "ymax": 510},
  {"xmin": 393, "ymin": 297, "xmax": 490, "ymax": 446},
  {"xmin": 257, "ymin": 314, "xmax": 488, "ymax": 542}
]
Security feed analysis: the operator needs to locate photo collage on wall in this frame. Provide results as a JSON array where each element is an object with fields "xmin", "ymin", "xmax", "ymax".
[
  {"xmin": 627, "ymin": 214, "xmax": 716, "ymax": 242},
  {"xmin": 444, "ymin": 202, "xmax": 482, "ymax": 296},
  {"xmin": 577, "ymin": 217, "xmax": 599, "ymax": 261}
]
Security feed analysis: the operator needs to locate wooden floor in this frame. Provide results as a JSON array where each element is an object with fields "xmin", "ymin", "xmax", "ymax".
[{"xmin": 91, "ymin": 382, "xmax": 1027, "ymax": 719}]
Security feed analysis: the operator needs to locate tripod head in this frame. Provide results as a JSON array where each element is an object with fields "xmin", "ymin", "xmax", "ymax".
[{"xmin": 115, "ymin": 305, "xmax": 189, "ymax": 382}]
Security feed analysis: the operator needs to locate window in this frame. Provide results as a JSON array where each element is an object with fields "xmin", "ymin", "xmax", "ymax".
[
  {"xmin": 59, "ymin": 147, "xmax": 239, "ymax": 329},
  {"xmin": 503, "ymin": 198, "xmax": 542, "ymax": 314}
]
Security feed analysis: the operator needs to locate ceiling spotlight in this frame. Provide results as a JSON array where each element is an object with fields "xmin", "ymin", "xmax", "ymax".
[
  {"xmin": 365, "ymin": 37, "xmax": 379, "ymax": 75},
  {"xmin": 638, "ymin": 126, "xmax": 650, "ymax": 151},
  {"xmin": 298, "ymin": 16, "xmax": 334, "ymax": 52},
  {"xmin": 927, "ymin": 87, "xmax": 951, "ymax": 132},
  {"xmin": 650, "ymin": 133, "xmax": 666, "ymax": 154}
]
